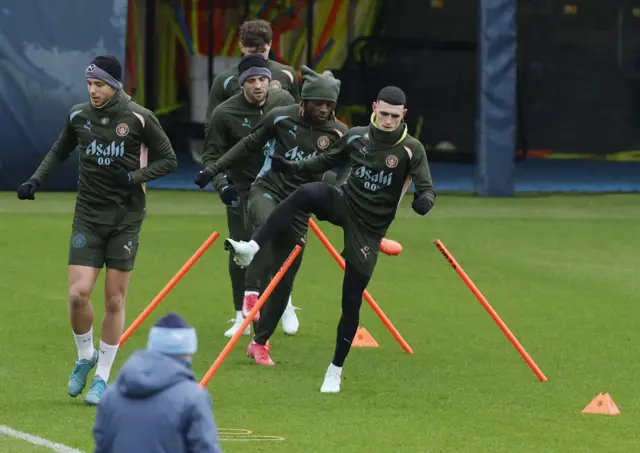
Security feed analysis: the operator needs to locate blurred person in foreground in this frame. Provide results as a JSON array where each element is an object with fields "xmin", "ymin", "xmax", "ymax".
[{"xmin": 93, "ymin": 313, "xmax": 222, "ymax": 453}]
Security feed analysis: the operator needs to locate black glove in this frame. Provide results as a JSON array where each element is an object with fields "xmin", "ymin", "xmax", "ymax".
[
  {"xmin": 114, "ymin": 168, "xmax": 133, "ymax": 187},
  {"xmin": 16, "ymin": 178, "xmax": 40, "ymax": 200},
  {"xmin": 412, "ymin": 191, "xmax": 434, "ymax": 215},
  {"xmin": 219, "ymin": 184, "xmax": 239, "ymax": 206},
  {"xmin": 269, "ymin": 154, "xmax": 295, "ymax": 173},
  {"xmin": 194, "ymin": 169, "xmax": 213, "ymax": 189}
]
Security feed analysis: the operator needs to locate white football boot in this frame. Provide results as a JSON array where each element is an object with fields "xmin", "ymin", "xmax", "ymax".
[
  {"xmin": 281, "ymin": 296, "xmax": 300, "ymax": 335},
  {"xmin": 224, "ymin": 239, "xmax": 259, "ymax": 268},
  {"xmin": 320, "ymin": 363, "xmax": 342, "ymax": 393},
  {"xmin": 224, "ymin": 312, "xmax": 250, "ymax": 338}
]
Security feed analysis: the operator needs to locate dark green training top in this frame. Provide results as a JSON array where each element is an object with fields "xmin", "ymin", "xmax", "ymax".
[
  {"xmin": 202, "ymin": 88, "xmax": 296, "ymax": 195},
  {"xmin": 204, "ymin": 59, "xmax": 300, "ymax": 135},
  {"xmin": 208, "ymin": 104, "xmax": 350, "ymax": 200},
  {"xmin": 291, "ymin": 116, "xmax": 437, "ymax": 235},
  {"xmin": 30, "ymin": 89, "xmax": 178, "ymax": 226}
]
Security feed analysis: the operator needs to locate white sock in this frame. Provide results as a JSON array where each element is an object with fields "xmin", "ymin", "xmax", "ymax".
[
  {"xmin": 328, "ymin": 363, "xmax": 342, "ymax": 376},
  {"xmin": 74, "ymin": 327, "xmax": 95, "ymax": 361},
  {"xmin": 235, "ymin": 311, "xmax": 243, "ymax": 321},
  {"xmin": 95, "ymin": 340, "xmax": 119, "ymax": 383}
]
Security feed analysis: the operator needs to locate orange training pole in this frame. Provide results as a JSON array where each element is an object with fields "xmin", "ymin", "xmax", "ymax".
[
  {"xmin": 434, "ymin": 239, "xmax": 548, "ymax": 382},
  {"xmin": 308, "ymin": 219, "xmax": 413, "ymax": 354},
  {"xmin": 200, "ymin": 244, "xmax": 303, "ymax": 387},
  {"xmin": 119, "ymin": 231, "xmax": 220, "ymax": 347}
]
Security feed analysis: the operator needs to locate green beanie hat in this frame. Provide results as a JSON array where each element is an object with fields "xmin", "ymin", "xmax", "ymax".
[{"xmin": 300, "ymin": 65, "xmax": 341, "ymax": 103}]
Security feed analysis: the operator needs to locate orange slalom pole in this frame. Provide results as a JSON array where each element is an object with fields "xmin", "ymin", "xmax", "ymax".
[
  {"xmin": 308, "ymin": 219, "xmax": 413, "ymax": 354},
  {"xmin": 200, "ymin": 244, "xmax": 303, "ymax": 387},
  {"xmin": 119, "ymin": 231, "xmax": 220, "ymax": 347},
  {"xmin": 434, "ymin": 239, "xmax": 548, "ymax": 382}
]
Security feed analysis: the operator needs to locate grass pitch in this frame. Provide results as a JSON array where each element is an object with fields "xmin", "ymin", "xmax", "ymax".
[{"xmin": 1, "ymin": 190, "xmax": 639, "ymax": 452}]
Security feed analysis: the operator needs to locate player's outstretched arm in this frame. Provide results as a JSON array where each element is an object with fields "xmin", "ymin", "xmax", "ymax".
[
  {"xmin": 409, "ymin": 144, "xmax": 436, "ymax": 215},
  {"xmin": 17, "ymin": 110, "xmax": 78, "ymax": 200},
  {"xmin": 198, "ymin": 109, "xmax": 231, "ymax": 191},
  {"xmin": 128, "ymin": 111, "xmax": 178, "ymax": 184},
  {"xmin": 294, "ymin": 132, "xmax": 351, "ymax": 174}
]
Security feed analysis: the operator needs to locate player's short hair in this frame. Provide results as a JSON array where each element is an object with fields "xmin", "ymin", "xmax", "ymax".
[
  {"xmin": 377, "ymin": 86, "xmax": 407, "ymax": 107},
  {"xmin": 239, "ymin": 20, "xmax": 273, "ymax": 49}
]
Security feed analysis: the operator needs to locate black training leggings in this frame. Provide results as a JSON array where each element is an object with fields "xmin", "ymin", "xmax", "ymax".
[
  {"xmin": 252, "ymin": 182, "xmax": 343, "ymax": 245},
  {"xmin": 252, "ymin": 181, "xmax": 373, "ymax": 367},
  {"xmin": 333, "ymin": 261, "xmax": 372, "ymax": 367}
]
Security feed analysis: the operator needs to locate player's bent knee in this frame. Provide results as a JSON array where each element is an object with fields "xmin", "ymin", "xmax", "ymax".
[
  {"xmin": 104, "ymin": 294, "xmax": 125, "ymax": 314},
  {"xmin": 68, "ymin": 286, "xmax": 91, "ymax": 309}
]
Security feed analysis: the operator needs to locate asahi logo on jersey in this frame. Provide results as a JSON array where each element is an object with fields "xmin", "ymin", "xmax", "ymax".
[
  {"xmin": 285, "ymin": 146, "xmax": 317, "ymax": 161},
  {"xmin": 86, "ymin": 140, "xmax": 125, "ymax": 166},
  {"xmin": 354, "ymin": 165, "xmax": 393, "ymax": 192}
]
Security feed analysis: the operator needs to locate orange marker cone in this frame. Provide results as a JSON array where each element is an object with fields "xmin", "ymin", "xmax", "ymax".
[
  {"xmin": 581, "ymin": 393, "xmax": 620, "ymax": 415},
  {"xmin": 352, "ymin": 327, "xmax": 380, "ymax": 348}
]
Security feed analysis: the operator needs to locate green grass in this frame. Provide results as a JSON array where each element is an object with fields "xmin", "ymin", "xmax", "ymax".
[{"xmin": 1, "ymin": 190, "xmax": 640, "ymax": 452}]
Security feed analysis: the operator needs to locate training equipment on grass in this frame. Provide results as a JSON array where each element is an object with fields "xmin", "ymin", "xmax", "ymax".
[
  {"xmin": 433, "ymin": 239, "xmax": 548, "ymax": 382},
  {"xmin": 352, "ymin": 327, "xmax": 380, "ymax": 348},
  {"xmin": 582, "ymin": 393, "xmax": 620, "ymax": 415},
  {"xmin": 119, "ymin": 231, "xmax": 220, "ymax": 347},
  {"xmin": 199, "ymin": 244, "xmax": 303, "ymax": 387},
  {"xmin": 308, "ymin": 218, "xmax": 413, "ymax": 354},
  {"xmin": 379, "ymin": 237, "xmax": 403, "ymax": 256}
]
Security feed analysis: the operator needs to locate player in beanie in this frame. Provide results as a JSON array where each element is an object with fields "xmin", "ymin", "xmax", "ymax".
[
  {"xmin": 16, "ymin": 55, "xmax": 177, "ymax": 405},
  {"xmin": 93, "ymin": 313, "xmax": 223, "ymax": 452},
  {"xmin": 194, "ymin": 54, "xmax": 299, "ymax": 338},
  {"xmin": 200, "ymin": 66, "xmax": 350, "ymax": 367}
]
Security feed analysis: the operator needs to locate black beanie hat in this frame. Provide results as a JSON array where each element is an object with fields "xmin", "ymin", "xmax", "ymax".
[
  {"xmin": 86, "ymin": 56, "xmax": 123, "ymax": 90},
  {"xmin": 237, "ymin": 54, "xmax": 272, "ymax": 86},
  {"xmin": 90, "ymin": 56, "xmax": 122, "ymax": 81}
]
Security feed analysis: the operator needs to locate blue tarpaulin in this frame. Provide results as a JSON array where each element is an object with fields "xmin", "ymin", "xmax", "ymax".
[
  {"xmin": 0, "ymin": 0, "xmax": 127, "ymax": 190},
  {"xmin": 475, "ymin": 0, "xmax": 516, "ymax": 196}
]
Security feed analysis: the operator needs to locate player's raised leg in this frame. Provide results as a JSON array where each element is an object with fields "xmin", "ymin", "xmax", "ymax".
[{"xmin": 67, "ymin": 264, "xmax": 100, "ymax": 398}]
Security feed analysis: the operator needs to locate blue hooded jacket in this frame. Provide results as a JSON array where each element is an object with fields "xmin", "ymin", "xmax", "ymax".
[{"xmin": 93, "ymin": 349, "xmax": 222, "ymax": 453}]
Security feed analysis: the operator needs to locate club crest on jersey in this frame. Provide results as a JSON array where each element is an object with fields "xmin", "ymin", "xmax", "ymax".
[
  {"xmin": 116, "ymin": 123, "xmax": 129, "ymax": 137},
  {"xmin": 100, "ymin": 116, "xmax": 110, "ymax": 125},
  {"xmin": 269, "ymin": 80, "xmax": 282, "ymax": 89},
  {"xmin": 385, "ymin": 154, "xmax": 399, "ymax": 168},
  {"xmin": 317, "ymin": 136, "xmax": 330, "ymax": 150},
  {"xmin": 364, "ymin": 133, "xmax": 369, "ymax": 140}
]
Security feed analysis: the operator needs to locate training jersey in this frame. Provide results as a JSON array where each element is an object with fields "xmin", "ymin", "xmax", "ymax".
[
  {"xmin": 292, "ymin": 118, "xmax": 436, "ymax": 235},
  {"xmin": 204, "ymin": 59, "xmax": 300, "ymax": 135},
  {"xmin": 31, "ymin": 89, "xmax": 177, "ymax": 225},
  {"xmin": 211, "ymin": 104, "xmax": 350, "ymax": 200},
  {"xmin": 202, "ymin": 88, "xmax": 295, "ymax": 195}
]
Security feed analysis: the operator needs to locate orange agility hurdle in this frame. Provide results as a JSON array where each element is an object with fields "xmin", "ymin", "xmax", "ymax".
[
  {"xmin": 119, "ymin": 231, "xmax": 220, "ymax": 347},
  {"xmin": 434, "ymin": 239, "xmax": 548, "ymax": 382},
  {"xmin": 308, "ymin": 219, "xmax": 414, "ymax": 354},
  {"xmin": 200, "ymin": 244, "xmax": 304, "ymax": 387}
]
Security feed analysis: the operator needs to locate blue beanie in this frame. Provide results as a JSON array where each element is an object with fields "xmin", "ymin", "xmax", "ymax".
[{"xmin": 147, "ymin": 313, "xmax": 198, "ymax": 355}]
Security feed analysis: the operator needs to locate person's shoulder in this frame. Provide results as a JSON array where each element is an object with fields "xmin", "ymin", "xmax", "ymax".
[
  {"xmin": 125, "ymin": 101, "xmax": 157, "ymax": 127},
  {"xmin": 67, "ymin": 102, "xmax": 91, "ymax": 123},
  {"xmin": 402, "ymin": 132, "xmax": 426, "ymax": 152},
  {"xmin": 267, "ymin": 60, "xmax": 297, "ymax": 84},
  {"xmin": 215, "ymin": 94, "xmax": 241, "ymax": 112},
  {"xmin": 345, "ymin": 125, "xmax": 368, "ymax": 139},
  {"xmin": 268, "ymin": 103, "xmax": 299, "ymax": 120},
  {"xmin": 214, "ymin": 67, "xmax": 238, "ymax": 88},
  {"xmin": 267, "ymin": 87, "xmax": 295, "ymax": 103}
]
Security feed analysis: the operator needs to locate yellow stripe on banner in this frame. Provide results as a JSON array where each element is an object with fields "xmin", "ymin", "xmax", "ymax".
[
  {"xmin": 155, "ymin": 103, "xmax": 184, "ymax": 116},
  {"xmin": 192, "ymin": 0, "xmax": 199, "ymax": 55}
]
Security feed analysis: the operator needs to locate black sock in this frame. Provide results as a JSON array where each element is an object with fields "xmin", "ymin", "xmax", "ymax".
[{"xmin": 332, "ymin": 262, "xmax": 371, "ymax": 367}]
